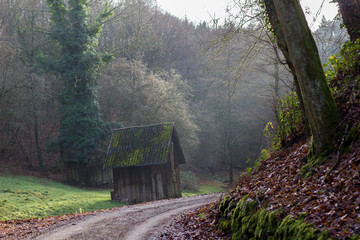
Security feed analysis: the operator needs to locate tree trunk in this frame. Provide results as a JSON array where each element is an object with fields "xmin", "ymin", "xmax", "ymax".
[
  {"xmin": 33, "ymin": 110, "xmax": 44, "ymax": 168},
  {"xmin": 274, "ymin": 52, "xmax": 279, "ymax": 99},
  {"xmin": 265, "ymin": 0, "xmax": 339, "ymax": 159},
  {"xmin": 265, "ymin": 0, "xmax": 309, "ymax": 134},
  {"xmin": 338, "ymin": 0, "xmax": 360, "ymax": 41}
]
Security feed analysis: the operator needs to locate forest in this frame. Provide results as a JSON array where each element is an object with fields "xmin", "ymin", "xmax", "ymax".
[
  {"xmin": 0, "ymin": 0, "xmax": 347, "ymax": 184},
  {"xmin": 1, "ymin": 0, "xmax": 360, "ymax": 239}
]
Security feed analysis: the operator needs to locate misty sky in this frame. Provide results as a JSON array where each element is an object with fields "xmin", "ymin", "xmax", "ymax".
[{"xmin": 156, "ymin": 0, "xmax": 339, "ymax": 29}]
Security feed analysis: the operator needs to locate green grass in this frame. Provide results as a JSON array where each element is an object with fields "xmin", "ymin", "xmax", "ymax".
[
  {"xmin": 0, "ymin": 174, "xmax": 226, "ymax": 221},
  {"xmin": 0, "ymin": 175, "xmax": 124, "ymax": 221},
  {"xmin": 182, "ymin": 181, "xmax": 226, "ymax": 197}
]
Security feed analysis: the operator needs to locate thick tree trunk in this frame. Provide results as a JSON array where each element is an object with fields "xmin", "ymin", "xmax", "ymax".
[
  {"xmin": 265, "ymin": 0, "xmax": 339, "ymax": 159},
  {"xmin": 264, "ymin": 0, "xmax": 309, "ymax": 134},
  {"xmin": 338, "ymin": 0, "xmax": 360, "ymax": 41}
]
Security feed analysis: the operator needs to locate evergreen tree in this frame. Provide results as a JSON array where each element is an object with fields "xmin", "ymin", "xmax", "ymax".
[{"xmin": 43, "ymin": 0, "xmax": 112, "ymax": 179}]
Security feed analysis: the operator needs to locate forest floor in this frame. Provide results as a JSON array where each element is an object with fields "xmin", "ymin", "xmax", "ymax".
[{"xmin": 159, "ymin": 137, "xmax": 360, "ymax": 239}]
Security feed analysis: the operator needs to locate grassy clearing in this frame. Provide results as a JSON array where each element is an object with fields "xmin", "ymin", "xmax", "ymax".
[
  {"xmin": 0, "ymin": 175, "xmax": 123, "ymax": 221},
  {"xmin": 0, "ymin": 174, "xmax": 225, "ymax": 221},
  {"xmin": 182, "ymin": 179, "xmax": 226, "ymax": 197}
]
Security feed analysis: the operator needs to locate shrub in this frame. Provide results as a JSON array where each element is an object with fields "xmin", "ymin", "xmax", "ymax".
[
  {"xmin": 264, "ymin": 92, "xmax": 304, "ymax": 149},
  {"xmin": 180, "ymin": 171, "xmax": 199, "ymax": 191}
]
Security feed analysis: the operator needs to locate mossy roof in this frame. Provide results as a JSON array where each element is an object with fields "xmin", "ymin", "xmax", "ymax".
[{"xmin": 105, "ymin": 123, "xmax": 185, "ymax": 168}]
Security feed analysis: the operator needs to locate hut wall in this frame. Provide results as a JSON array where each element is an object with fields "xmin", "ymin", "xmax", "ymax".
[
  {"xmin": 112, "ymin": 165, "xmax": 165, "ymax": 203},
  {"xmin": 168, "ymin": 143, "xmax": 182, "ymax": 198},
  {"xmin": 112, "ymin": 160, "xmax": 181, "ymax": 203},
  {"xmin": 65, "ymin": 161, "xmax": 112, "ymax": 187}
]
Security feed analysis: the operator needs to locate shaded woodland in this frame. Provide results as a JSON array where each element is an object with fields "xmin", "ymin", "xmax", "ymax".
[
  {"xmin": 0, "ymin": 0, "xmax": 347, "ymax": 184},
  {"xmin": 1, "ymin": 0, "xmax": 360, "ymax": 239}
]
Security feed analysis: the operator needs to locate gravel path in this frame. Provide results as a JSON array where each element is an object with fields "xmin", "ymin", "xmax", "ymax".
[{"xmin": 33, "ymin": 193, "xmax": 223, "ymax": 240}]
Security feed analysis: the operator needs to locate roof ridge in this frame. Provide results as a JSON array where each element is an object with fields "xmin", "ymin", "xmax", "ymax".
[{"xmin": 112, "ymin": 122, "xmax": 174, "ymax": 131}]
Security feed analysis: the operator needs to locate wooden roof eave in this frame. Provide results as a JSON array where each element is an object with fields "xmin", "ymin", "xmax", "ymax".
[{"xmin": 171, "ymin": 127, "xmax": 186, "ymax": 164}]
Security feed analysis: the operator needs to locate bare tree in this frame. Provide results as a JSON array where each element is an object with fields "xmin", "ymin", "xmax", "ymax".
[{"xmin": 100, "ymin": 58, "xmax": 199, "ymax": 161}]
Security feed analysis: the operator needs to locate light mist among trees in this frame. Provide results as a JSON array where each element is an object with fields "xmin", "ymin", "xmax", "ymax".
[{"xmin": 0, "ymin": 0, "xmax": 348, "ymax": 184}]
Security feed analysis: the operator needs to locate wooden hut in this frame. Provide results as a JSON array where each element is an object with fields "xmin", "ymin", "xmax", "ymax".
[{"xmin": 105, "ymin": 123, "xmax": 185, "ymax": 203}]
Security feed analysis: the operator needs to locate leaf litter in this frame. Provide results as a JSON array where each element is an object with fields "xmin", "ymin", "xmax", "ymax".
[{"xmin": 157, "ymin": 137, "xmax": 359, "ymax": 239}]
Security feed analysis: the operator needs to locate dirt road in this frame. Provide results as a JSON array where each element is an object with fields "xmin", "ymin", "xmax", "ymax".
[{"xmin": 33, "ymin": 193, "xmax": 223, "ymax": 240}]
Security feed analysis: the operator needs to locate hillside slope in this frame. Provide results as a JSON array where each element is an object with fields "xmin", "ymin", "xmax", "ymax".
[
  {"xmin": 158, "ymin": 56, "xmax": 360, "ymax": 239},
  {"xmin": 159, "ymin": 135, "xmax": 359, "ymax": 239}
]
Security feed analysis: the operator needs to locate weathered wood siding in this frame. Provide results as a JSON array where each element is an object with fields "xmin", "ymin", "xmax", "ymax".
[
  {"xmin": 111, "ymin": 153, "xmax": 181, "ymax": 203},
  {"xmin": 65, "ymin": 162, "xmax": 113, "ymax": 187}
]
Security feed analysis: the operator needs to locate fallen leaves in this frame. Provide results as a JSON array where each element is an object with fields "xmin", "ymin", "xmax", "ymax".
[
  {"xmin": 223, "ymin": 137, "xmax": 360, "ymax": 239},
  {"xmin": 159, "ymin": 134, "xmax": 359, "ymax": 239},
  {"xmin": 157, "ymin": 203, "xmax": 231, "ymax": 240},
  {"xmin": 0, "ymin": 209, "xmax": 113, "ymax": 239}
]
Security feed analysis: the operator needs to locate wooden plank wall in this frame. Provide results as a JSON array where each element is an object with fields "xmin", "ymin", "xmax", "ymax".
[
  {"xmin": 113, "ymin": 165, "xmax": 169, "ymax": 203},
  {"xmin": 111, "ymin": 151, "xmax": 182, "ymax": 203}
]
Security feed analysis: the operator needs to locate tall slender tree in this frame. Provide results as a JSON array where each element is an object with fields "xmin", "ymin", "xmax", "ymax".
[
  {"xmin": 17, "ymin": 11, "xmax": 44, "ymax": 169},
  {"xmin": 44, "ymin": 0, "xmax": 112, "ymax": 184}
]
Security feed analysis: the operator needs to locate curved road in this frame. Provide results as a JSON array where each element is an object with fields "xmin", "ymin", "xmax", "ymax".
[{"xmin": 34, "ymin": 193, "xmax": 223, "ymax": 240}]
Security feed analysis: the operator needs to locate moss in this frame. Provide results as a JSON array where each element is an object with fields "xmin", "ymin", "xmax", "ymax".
[
  {"xmin": 111, "ymin": 133, "xmax": 120, "ymax": 149},
  {"xmin": 229, "ymin": 196, "xmax": 268, "ymax": 239},
  {"xmin": 106, "ymin": 123, "xmax": 174, "ymax": 168},
  {"xmin": 224, "ymin": 199, "xmax": 235, "ymax": 216},
  {"xmin": 219, "ymin": 194, "xmax": 335, "ymax": 240},
  {"xmin": 151, "ymin": 122, "xmax": 172, "ymax": 146},
  {"xmin": 343, "ymin": 125, "xmax": 360, "ymax": 153},
  {"xmin": 273, "ymin": 215, "xmax": 318, "ymax": 240},
  {"xmin": 301, "ymin": 139, "xmax": 328, "ymax": 175},
  {"xmin": 350, "ymin": 235, "xmax": 360, "ymax": 240},
  {"xmin": 302, "ymin": 122, "xmax": 359, "ymax": 173},
  {"xmin": 218, "ymin": 196, "xmax": 235, "ymax": 234},
  {"xmin": 219, "ymin": 196, "xmax": 233, "ymax": 214},
  {"xmin": 317, "ymin": 230, "xmax": 331, "ymax": 240},
  {"xmin": 254, "ymin": 210, "xmax": 278, "ymax": 238},
  {"xmin": 218, "ymin": 219, "xmax": 230, "ymax": 233},
  {"xmin": 123, "ymin": 148, "xmax": 145, "ymax": 166}
]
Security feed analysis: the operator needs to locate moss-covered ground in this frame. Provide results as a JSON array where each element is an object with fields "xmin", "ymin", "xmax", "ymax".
[{"xmin": 218, "ymin": 195, "xmax": 332, "ymax": 240}]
